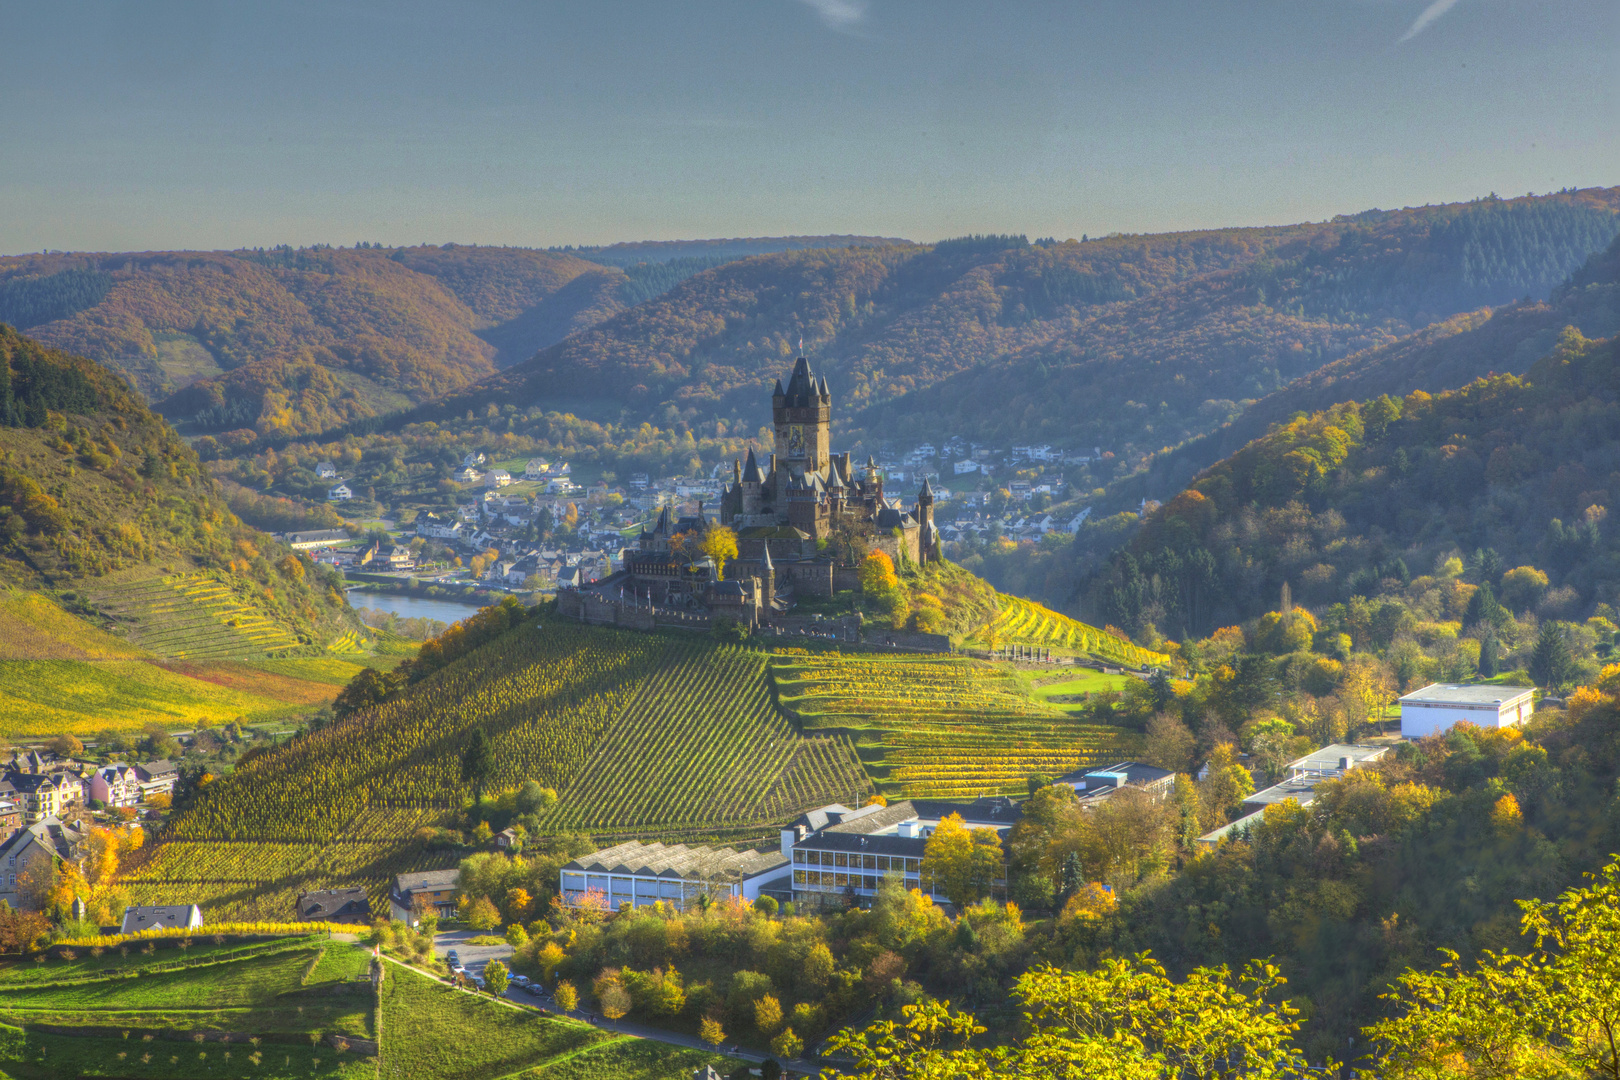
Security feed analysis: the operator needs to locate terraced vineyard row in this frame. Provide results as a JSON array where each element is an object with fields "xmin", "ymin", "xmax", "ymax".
[
  {"xmin": 973, "ymin": 595, "xmax": 1171, "ymax": 668},
  {"xmin": 774, "ymin": 650, "xmax": 1138, "ymax": 797},
  {"xmin": 89, "ymin": 573, "xmax": 299, "ymax": 658},
  {"xmin": 545, "ymin": 643, "xmax": 870, "ymax": 831}
]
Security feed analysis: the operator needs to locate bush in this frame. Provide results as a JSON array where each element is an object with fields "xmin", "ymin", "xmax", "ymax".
[{"xmin": 752, "ymin": 895, "xmax": 779, "ymax": 917}]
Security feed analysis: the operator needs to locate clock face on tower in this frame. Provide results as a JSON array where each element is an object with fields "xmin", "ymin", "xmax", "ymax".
[{"xmin": 787, "ymin": 424, "xmax": 806, "ymax": 458}]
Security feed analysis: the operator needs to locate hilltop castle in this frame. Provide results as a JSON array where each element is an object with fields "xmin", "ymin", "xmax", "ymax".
[
  {"xmin": 567, "ymin": 355, "xmax": 939, "ymax": 628},
  {"xmin": 716, "ymin": 354, "xmax": 938, "ymax": 562}
]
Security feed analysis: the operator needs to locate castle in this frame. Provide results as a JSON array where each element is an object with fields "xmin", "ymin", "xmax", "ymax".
[{"xmin": 565, "ymin": 354, "xmax": 938, "ymax": 627}]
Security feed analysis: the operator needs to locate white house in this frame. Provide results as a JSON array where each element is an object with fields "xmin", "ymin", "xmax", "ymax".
[
  {"xmin": 954, "ymin": 460, "xmax": 979, "ymax": 474},
  {"xmin": 454, "ymin": 466, "xmax": 483, "ymax": 484},
  {"xmin": 326, "ymin": 483, "xmax": 353, "ymax": 501},
  {"xmin": 1399, "ymin": 683, "xmax": 1535, "ymax": 738},
  {"xmin": 314, "ymin": 461, "xmax": 339, "ymax": 479},
  {"xmin": 462, "ymin": 451, "xmax": 486, "ymax": 467},
  {"xmin": 485, "ymin": 469, "xmax": 513, "ymax": 488},
  {"xmin": 560, "ymin": 840, "xmax": 788, "ymax": 911},
  {"xmin": 120, "ymin": 904, "xmax": 203, "ymax": 933},
  {"xmin": 524, "ymin": 458, "xmax": 552, "ymax": 480}
]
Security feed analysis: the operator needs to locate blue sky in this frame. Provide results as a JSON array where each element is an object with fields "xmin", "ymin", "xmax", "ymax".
[{"xmin": 2, "ymin": 0, "xmax": 1615, "ymax": 253}]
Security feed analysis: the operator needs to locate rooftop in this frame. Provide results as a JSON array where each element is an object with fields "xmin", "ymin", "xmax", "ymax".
[
  {"xmin": 1285, "ymin": 744, "xmax": 1389, "ymax": 775},
  {"xmin": 1399, "ymin": 683, "xmax": 1535, "ymax": 706},
  {"xmin": 394, "ymin": 869, "xmax": 459, "ymax": 894},
  {"xmin": 565, "ymin": 840, "xmax": 786, "ymax": 882},
  {"xmin": 1056, "ymin": 761, "xmax": 1174, "ymax": 791}
]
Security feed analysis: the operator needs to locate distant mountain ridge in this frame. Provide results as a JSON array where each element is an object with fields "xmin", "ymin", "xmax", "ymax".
[{"xmin": 429, "ymin": 190, "xmax": 1620, "ymax": 461}]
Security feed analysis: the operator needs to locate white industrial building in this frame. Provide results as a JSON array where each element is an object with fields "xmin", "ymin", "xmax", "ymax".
[
  {"xmin": 1196, "ymin": 743, "xmax": 1390, "ymax": 849},
  {"xmin": 1398, "ymin": 683, "xmax": 1535, "ymax": 738},
  {"xmin": 559, "ymin": 841, "xmax": 787, "ymax": 911}
]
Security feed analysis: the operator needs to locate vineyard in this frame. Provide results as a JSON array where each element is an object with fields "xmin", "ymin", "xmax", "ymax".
[
  {"xmin": 88, "ymin": 573, "xmax": 301, "ymax": 658},
  {"xmin": 140, "ymin": 622, "xmax": 870, "ymax": 918},
  {"xmin": 968, "ymin": 595, "xmax": 1172, "ymax": 668},
  {"xmin": 772, "ymin": 651, "xmax": 1138, "ymax": 798}
]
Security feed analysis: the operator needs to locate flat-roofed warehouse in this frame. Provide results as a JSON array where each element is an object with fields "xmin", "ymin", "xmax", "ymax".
[
  {"xmin": 560, "ymin": 841, "xmax": 788, "ymax": 911},
  {"xmin": 1399, "ymin": 683, "xmax": 1534, "ymax": 738}
]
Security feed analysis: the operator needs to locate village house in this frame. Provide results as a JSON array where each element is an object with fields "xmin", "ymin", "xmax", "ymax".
[
  {"xmin": 327, "ymin": 483, "xmax": 353, "ymax": 501},
  {"xmin": 315, "ymin": 461, "xmax": 339, "ymax": 479},
  {"xmin": 0, "ymin": 817, "xmax": 84, "ymax": 910},
  {"xmin": 485, "ymin": 469, "xmax": 513, "ymax": 488},
  {"xmin": 389, "ymin": 869, "xmax": 459, "ymax": 926},
  {"xmin": 0, "ymin": 799, "xmax": 21, "ymax": 844},
  {"xmin": 89, "ymin": 764, "xmax": 144, "ymax": 808},
  {"xmin": 5, "ymin": 770, "xmax": 84, "ymax": 824},
  {"xmin": 135, "ymin": 760, "xmax": 179, "ymax": 800},
  {"xmin": 281, "ymin": 528, "xmax": 352, "ymax": 550},
  {"xmin": 454, "ymin": 466, "xmax": 483, "ymax": 484},
  {"xmin": 462, "ymin": 451, "xmax": 487, "ymax": 467},
  {"xmin": 121, "ymin": 904, "xmax": 204, "ymax": 933},
  {"xmin": 296, "ymin": 887, "xmax": 371, "ymax": 924}
]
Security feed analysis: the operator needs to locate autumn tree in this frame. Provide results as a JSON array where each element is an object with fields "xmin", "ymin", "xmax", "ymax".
[
  {"xmin": 921, "ymin": 813, "xmax": 1004, "ymax": 909},
  {"xmin": 1368, "ymin": 856, "xmax": 1620, "ymax": 1079},
  {"xmin": 1198, "ymin": 743, "xmax": 1254, "ymax": 829},
  {"xmin": 701, "ymin": 524, "xmax": 739, "ymax": 580},
  {"xmin": 700, "ymin": 1015, "xmax": 726, "ymax": 1050}
]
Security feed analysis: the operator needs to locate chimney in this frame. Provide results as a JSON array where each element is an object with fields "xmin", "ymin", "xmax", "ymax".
[
  {"xmin": 897, "ymin": 819, "xmax": 920, "ymax": 839},
  {"xmin": 1338, "ymin": 756, "xmax": 1352, "ymax": 773}
]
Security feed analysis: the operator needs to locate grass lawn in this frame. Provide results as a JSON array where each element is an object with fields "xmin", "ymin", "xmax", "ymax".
[
  {"xmin": 0, "ymin": 1026, "xmax": 373, "ymax": 1080},
  {"xmin": 379, "ymin": 961, "xmax": 606, "ymax": 1080},
  {"xmin": 528, "ymin": 1038, "xmax": 738, "ymax": 1079},
  {"xmin": 1029, "ymin": 669, "xmax": 1133, "ymax": 699},
  {"xmin": 0, "ymin": 937, "xmax": 321, "ymax": 988},
  {"xmin": 0, "ymin": 946, "xmax": 370, "ymax": 1036},
  {"xmin": 306, "ymin": 941, "xmax": 374, "ymax": 984}
]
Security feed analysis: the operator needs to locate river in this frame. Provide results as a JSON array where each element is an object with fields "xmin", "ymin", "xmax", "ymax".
[{"xmin": 346, "ymin": 591, "xmax": 488, "ymax": 626}]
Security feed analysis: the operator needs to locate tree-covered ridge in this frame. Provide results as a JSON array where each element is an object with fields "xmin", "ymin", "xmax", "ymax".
[
  {"xmin": 1091, "ymin": 325, "xmax": 1620, "ymax": 639},
  {"xmin": 0, "ymin": 326, "xmax": 354, "ymax": 645},
  {"xmin": 428, "ymin": 189, "xmax": 1620, "ymax": 460}
]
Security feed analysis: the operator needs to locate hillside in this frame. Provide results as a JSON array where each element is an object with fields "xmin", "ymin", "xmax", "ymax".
[
  {"xmin": 1114, "ymin": 228, "xmax": 1620, "ymax": 508},
  {"xmin": 427, "ymin": 190, "xmax": 1620, "ymax": 462},
  {"xmin": 1086, "ymin": 324, "xmax": 1620, "ymax": 639},
  {"xmin": 0, "ymin": 326, "xmax": 358, "ymax": 680}
]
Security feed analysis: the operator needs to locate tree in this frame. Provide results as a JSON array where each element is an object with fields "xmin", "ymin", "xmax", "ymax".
[
  {"xmin": 824, "ymin": 956, "xmax": 1310, "ymax": 1080},
  {"xmin": 1247, "ymin": 717, "xmax": 1297, "ymax": 781},
  {"xmin": 515, "ymin": 780, "xmax": 557, "ymax": 815},
  {"xmin": 1198, "ymin": 743, "xmax": 1254, "ymax": 828},
  {"xmin": 1530, "ymin": 621, "xmax": 1575, "ymax": 691},
  {"xmin": 771, "ymin": 1027, "xmax": 804, "ymax": 1061},
  {"xmin": 460, "ymin": 895, "xmax": 501, "ymax": 931},
  {"xmin": 921, "ymin": 813, "xmax": 1004, "ymax": 909},
  {"xmin": 1058, "ymin": 851, "xmax": 1083, "ymax": 905},
  {"xmin": 700, "ymin": 1015, "xmax": 725, "ymax": 1050},
  {"xmin": 333, "ymin": 666, "xmax": 401, "ymax": 720},
  {"xmin": 755, "ymin": 993, "xmax": 784, "ymax": 1034},
  {"xmin": 484, "ymin": 959, "xmax": 509, "ymax": 995},
  {"xmin": 595, "ymin": 970, "xmax": 631, "ymax": 1019},
  {"xmin": 1368, "ymin": 855, "xmax": 1620, "ymax": 1080},
  {"xmin": 1479, "ymin": 624, "xmax": 1500, "ymax": 677},
  {"xmin": 1142, "ymin": 713, "xmax": 1196, "ymax": 773},
  {"xmin": 461, "ymin": 728, "xmax": 495, "ymax": 806},
  {"xmin": 47, "ymin": 733, "xmax": 83, "ymax": 758},
  {"xmin": 701, "ymin": 525, "xmax": 739, "ymax": 580},
  {"xmin": 554, "ymin": 980, "xmax": 579, "ymax": 1011}
]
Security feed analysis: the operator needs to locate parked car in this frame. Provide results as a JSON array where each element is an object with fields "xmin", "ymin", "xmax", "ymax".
[
  {"xmin": 525, "ymin": 983, "xmax": 546, "ymax": 997},
  {"xmin": 469, "ymin": 975, "xmax": 486, "ymax": 990},
  {"xmin": 451, "ymin": 963, "xmax": 467, "ymax": 976},
  {"xmin": 509, "ymin": 974, "xmax": 530, "ymax": 986},
  {"xmin": 446, "ymin": 950, "xmax": 460, "ymax": 966}
]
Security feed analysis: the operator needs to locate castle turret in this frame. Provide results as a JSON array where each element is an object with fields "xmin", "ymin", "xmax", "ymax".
[{"xmin": 916, "ymin": 477, "xmax": 937, "ymax": 564}]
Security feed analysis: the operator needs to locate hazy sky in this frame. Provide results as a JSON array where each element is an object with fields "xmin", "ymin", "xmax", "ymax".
[{"xmin": 2, "ymin": 0, "xmax": 1615, "ymax": 253}]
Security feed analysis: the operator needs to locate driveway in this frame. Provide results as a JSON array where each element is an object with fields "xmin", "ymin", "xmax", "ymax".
[{"xmin": 433, "ymin": 926, "xmax": 514, "ymax": 977}]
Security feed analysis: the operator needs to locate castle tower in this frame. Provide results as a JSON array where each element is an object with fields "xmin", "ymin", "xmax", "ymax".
[
  {"xmin": 772, "ymin": 355, "xmax": 831, "ymax": 498},
  {"xmin": 762, "ymin": 542, "xmax": 775, "ymax": 611},
  {"xmin": 739, "ymin": 447, "xmax": 766, "ymax": 517},
  {"xmin": 916, "ymin": 476, "xmax": 937, "ymax": 564}
]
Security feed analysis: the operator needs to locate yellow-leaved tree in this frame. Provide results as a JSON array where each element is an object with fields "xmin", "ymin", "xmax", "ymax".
[
  {"xmin": 920, "ymin": 813, "xmax": 1004, "ymax": 909},
  {"xmin": 701, "ymin": 525, "xmax": 739, "ymax": 580}
]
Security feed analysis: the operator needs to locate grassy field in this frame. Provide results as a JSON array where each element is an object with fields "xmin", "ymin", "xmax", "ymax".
[
  {"xmin": 774, "ymin": 650, "xmax": 1139, "ymax": 798},
  {"xmin": 0, "ymin": 934, "xmax": 374, "ymax": 1080},
  {"xmin": 1028, "ymin": 668, "xmax": 1134, "ymax": 706},
  {"xmin": 0, "ymin": 589, "xmax": 153, "ymax": 659}
]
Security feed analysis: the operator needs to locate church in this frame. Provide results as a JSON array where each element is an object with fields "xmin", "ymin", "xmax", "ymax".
[{"xmin": 595, "ymin": 354, "xmax": 939, "ymax": 625}]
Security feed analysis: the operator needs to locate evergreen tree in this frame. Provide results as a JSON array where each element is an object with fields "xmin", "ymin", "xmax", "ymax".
[
  {"xmin": 1528, "ymin": 622, "xmax": 1574, "ymax": 691},
  {"xmin": 1058, "ymin": 851, "xmax": 1083, "ymax": 905},
  {"xmin": 1148, "ymin": 668, "xmax": 1174, "ymax": 712},
  {"xmin": 1477, "ymin": 626, "xmax": 1499, "ymax": 678},
  {"xmin": 1465, "ymin": 581, "xmax": 1504, "ymax": 629},
  {"xmin": 461, "ymin": 728, "xmax": 495, "ymax": 806}
]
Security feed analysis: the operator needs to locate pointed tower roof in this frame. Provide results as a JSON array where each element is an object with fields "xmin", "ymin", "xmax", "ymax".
[
  {"xmin": 742, "ymin": 447, "xmax": 766, "ymax": 484},
  {"xmin": 919, "ymin": 476, "xmax": 935, "ymax": 500},
  {"xmin": 762, "ymin": 544, "xmax": 773, "ymax": 571},
  {"xmin": 827, "ymin": 464, "xmax": 845, "ymax": 490},
  {"xmin": 818, "ymin": 375, "xmax": 831, "ymax": 399},
  {"xmin": 783, "ymin": 355, "xmax": 818, "ymax": 406},
  {"xmin": 773, "ymin": 378, "xmax": 785, "ymax": 397}
]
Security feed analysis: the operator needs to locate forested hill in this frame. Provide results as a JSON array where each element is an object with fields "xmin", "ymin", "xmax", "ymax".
[
  {"xmin": 1087, "ymin": 325, "xmax": 1620, "ymax": 641},
  {"xmin": 428, "ymin": 190, "xmax": 1620, "ymax": 459},
  {"xmin": 0, "ymin": 326, "xmax": 354, "ymax": 645},
  {"xmin": 1112, "ymin": 229, "xmax": 1620, "ymax": 508}
]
